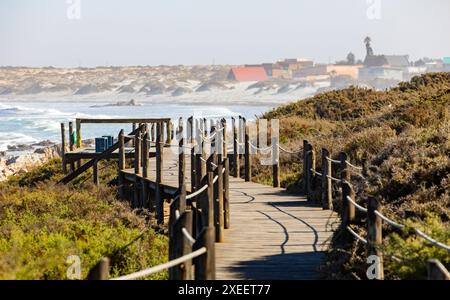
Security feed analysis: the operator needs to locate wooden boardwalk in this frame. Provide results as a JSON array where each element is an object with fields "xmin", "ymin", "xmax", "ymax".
[
  {"xmin": 120, "ymin": 149, "xmax": 338, "ymax": 280},
  {"xmin": 216, "ymin": 178, "xmax": 338, "ymax": 280}
]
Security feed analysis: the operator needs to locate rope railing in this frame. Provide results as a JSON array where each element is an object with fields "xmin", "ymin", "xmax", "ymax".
[
  {"xmin": 326, "ymin": 174, "xmax": 342, "ymax": 183},
  {"xmin": 310, "ymin": 168, "xmax": 323, "ymax": 177},
  {"xmin": 346, "ymin": 226, "xmax": 367, "ymax": 244},
  {"xmin": 346, "ymin": 196, "xmax": 368, "ymax": 213},
  {"xmin": 182, "ymin": 228, "xmax": 196, "ymax": 246},
  {"xmin": 278, "ymin": 145, "xmax": 302, "ymax": 155},
  {"xmin": 248, "ymin": 142, "xmax": 272, "ymax": 153},
  {"xmin": 326, "ymin": 157, "xmax": 341, "ymax": 164},
  {"xmin": 345, "ymin": 160, "xmax": 363, "ymax": 171},
  {"xmin": 111, "ymin": 247, "xmax": 207, "ymax": 280},
  {"xmin": 185, "ymin": 184, "xmax": 208, "ymax": 200}
]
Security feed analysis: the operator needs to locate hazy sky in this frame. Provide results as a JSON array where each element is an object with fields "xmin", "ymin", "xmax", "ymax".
[{"xmin": 1, "ymin": 0, "xmax": 449, "ymax": 67}]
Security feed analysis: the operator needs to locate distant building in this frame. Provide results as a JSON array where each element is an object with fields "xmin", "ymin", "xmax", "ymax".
[
  {"xmin": 326, "ymin": 65, "xmax": 363, "ymax": 79},
  {"xmin": 277, "ymin": 58, "xmax": 314, "ymax": 71},
  {"xmin": 364, "ymin": 55, "xmax": 410, "ymax": 68},
  {"xmin": 227, "ymin": 67, "xmax": 268, "ymax": 82},
  {"xmin": 359, "ymin": 67, "xmax": 404, "ymax": 81},
  {"xmin": 272, "ymin": 69, "xmax": 292, "ymax": 79},
  {"xmin": 293, "ymin": 65, "xmax": 327, "ymax": 78},
  {"xmin": 443, "ymin": 57, "xmax": 450, "ymax": 65}
]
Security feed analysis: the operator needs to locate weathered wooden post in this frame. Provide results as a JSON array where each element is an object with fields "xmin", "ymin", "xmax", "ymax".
[
  {"xmin": 178, "ymin": 120, "xmax": 186, "ymax": 214},
  {"xmin": 341, "ymin": 181, "xmax": 355, "ymax": 224},
  {"xmin": 223, "ymin": 157, "xmax": 230, "ymax": 229},
  {"xmin": 193, "ymin": 226, "xmax": 216, "ymax": 280},
  {"xmin": 232, "ymin": 117, "xmax": 240, "ymax": 178},
  {"xmin": 306, "ymin": 143, "xmax": 315, "ymax": 201},
  {"xmin": 166, "ymin": 120, "xmax": 173, "ymax": 145},
  {"xmin": 93, "ymin": 159, "xmax": 99, "ymax": 185},
  {"xmin": 272, "ymin": 135, "xmax": 280, "ymax": 188},
  {"xmin": 151, "ymin": 123, "xmax": 156, "ymax": 142},
  {"xmin": 155, "ymin": 122, "xmax": 164, "ymax": 224},
  {"xmin": 215, "ymin": 127, "xmax": 224, "ymax": 242},
  {"xmin": 141, "ymin": 127, "xmax": 150, "ymax": 209},
  {"xmin": 427, "ymin": 259, "xmax": 450, "ymax": 280},
  {"xmin": 172, "ymin": 210, "xmax": 194, "ymax": 280},
  {"xmin": 88, "ymin": 257, "xmax": 110, "ymax": 280},
  {"xmin": 60, "ymin": 123, "xmax": 67, "ymax": 174},
  {"xmin": 206, "ymin": 158, "xmax": 215, "ymax": 229},
  {"xmin": 118, "ymin": 130, "xmax": 126, "ymax": 199},
  {"xmin": 367, "ymin": 196, "xmax": 384, "ymax": 280},
  {"xmin": 133, "ymin": 130, "xmax": 142, "ymax": 208},
  {"xmin": 302, "ymin": 140, "xmax": 309, "ymax": 194},
  {"xmin": 244, "ymin": 120, "xmax": 251, "ymax": 182},
  {"xmin": 75, "ymin": 119, "xmax": 82, "ymax": 148},
  {"xmin": 362, "ymin": 153, "xmax": 368, "ymax": 177},
  {"xmin": 340, "ymin": 152, "xmax": 350, "ymax": 184},
  {"xmin": 68, "ymin": 121, "xmax": 75, "ymax": 172},
  {"xmin": 321, "ymin": 148, "xmax": 333, "ymax": 210}
]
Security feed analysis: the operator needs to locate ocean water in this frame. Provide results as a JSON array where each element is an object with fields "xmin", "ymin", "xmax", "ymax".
[{"xmin": 0, "ymin": 101, "xmax": 273, "ymax": 152}]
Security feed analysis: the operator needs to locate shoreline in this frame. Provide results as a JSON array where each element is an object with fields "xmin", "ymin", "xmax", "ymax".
[{"xmin": 0, "ymin": 144, "xmax": 61, "ymax": 182}]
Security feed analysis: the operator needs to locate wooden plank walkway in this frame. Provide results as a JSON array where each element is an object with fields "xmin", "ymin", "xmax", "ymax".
[
  {"xmin": 118, "ymin": 149, "xmax": 339, "ymax": 280},
  {"xmin": 216, "ymin": 178, "xmax": 339, "ymax": 280}
]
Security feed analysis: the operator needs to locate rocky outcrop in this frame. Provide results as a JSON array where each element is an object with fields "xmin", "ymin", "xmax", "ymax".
[{"xmin": 0, "ymin": 145, "xmax": 60, "ymax": 182}]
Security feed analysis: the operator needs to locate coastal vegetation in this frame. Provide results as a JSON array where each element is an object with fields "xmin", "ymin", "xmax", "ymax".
[
  {"xmin": 0, "ymin": 159, "xmax": 167, "ymax": 280},
  {"xmin": 253, "ymin": 72, "xmax": 450, "ymax": 279}
]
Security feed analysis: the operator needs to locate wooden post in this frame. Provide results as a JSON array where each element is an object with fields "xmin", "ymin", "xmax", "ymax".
[
  {"xmin": 427, "ymin": 259, "xmax": 450, "ymax": 280},
  {"xmin": 306, "ymin": 143, "xmax": 315, "ymax": 201},
  {"xmin": 244, "ymin": 121, "xmax": 251, "ymax": 182},
  {"xmin": 88, "ymin": 257, "xmax": 110, "ymax": 280},
  {"xmin": 223, "ymin": 157, "xmax": 230, "ymax": 229},
  {"xmin": 189, "ymin": 117, "xmax": 196, "ymax": 195},
  {"xmin": 60, "ymin": 123, "xmax": 67, "ymax": 174},
  {"xmin": 93, "ymin": 159, "xmax": 99, "ymax": 185},
  {"xmin": 142, "ymin": 128, "xmax": 149, "ymax": 209},
  {"xmin": 232, "ymin": 117, "xmax": 239, "ymax": 178},
  {"xmin": 206, "ymin": 163, "xmax": 214, "ymax": 229},
  {"xmin": 272, "ymin": 135, "xmax": 280, "ymax": 188},
  {"xmin": 341, "ymin": 181, "xmax": 355, "ymax": 224},
  {"xmin": 362, "ymin": 153, "xmax": 368, "ymax": 177},
  {"xmin": 75, "ymin": 119, "xmax": 82, "ymax": 148},
  {"xmin": 321, "ymin": 148, "xmax": 333, "ymax": 210},
  {"xmin": 215, "ymin": 137, "xmax": 224, "ymax": 242},
  {"xmin": 133, "ymin": 130, "xmax": 142, "ymax": 208},
  {"xmin": 178, "ymin": 121, "xmax": 186, "ymax": 214},
  {"xmin": 340, "ymin": 152, "xmax": 350, "ymax": 184},
  {"xmin": 166, "ymin": 121, "xmax": 173, "ymax": 145},
  {"xmin": 303, "ymin": 140, "xmax": 309, "ymax": 194},
  {"xmin": 171, "ymin": 210, "xmax": 193, "ymax": 280},
  {"xmin": 156, "ymin": 122, "xmax": 164, "ymax": 224},
  {"xmin": 68, "ymin": 122, "xmax": 75, "ymax": 172},
  {"xmin": 118, "ymin": 130, "xmax": 125, "ymax": 199},
  {"xmin": 367, "ymin": 196, "xmax": 384, "ymax": 280},
  {"xmin": 193, "ymin": 227, "xmax": 216, "ymax": 280}
]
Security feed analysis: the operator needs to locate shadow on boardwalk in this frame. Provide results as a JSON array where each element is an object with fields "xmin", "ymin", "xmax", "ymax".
[{"xmin": 226, "ymin": 252, "xmax": 326, "ymax": 280}]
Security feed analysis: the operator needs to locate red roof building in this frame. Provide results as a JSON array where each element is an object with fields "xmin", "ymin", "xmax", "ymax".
[{"xmin": 227, "ymin": 67, "xmax": 268, "ymax": 82}]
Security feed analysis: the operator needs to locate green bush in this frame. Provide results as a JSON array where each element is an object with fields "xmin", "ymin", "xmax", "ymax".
[{"xmin": 0, "ymin": 160, "xmax": 168, "ymax": 280}]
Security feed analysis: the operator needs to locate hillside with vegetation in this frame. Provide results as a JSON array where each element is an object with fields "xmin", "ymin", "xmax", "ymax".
[
  {"xmin": 0, "ymin": 159, "xmax": 167, "ymax": 280},
  {"xmin": 253, "ymin": 72, "xmax": 450, "ymax": 279}
]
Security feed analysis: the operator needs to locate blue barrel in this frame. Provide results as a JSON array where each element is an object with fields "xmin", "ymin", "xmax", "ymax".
[
  {"xmin": 102, "ymin": 135, "xmax": 114, "ymax": 148},
  {"xmin": 95, "ymin": 137, "xmax": 109, "ymax": 153}
]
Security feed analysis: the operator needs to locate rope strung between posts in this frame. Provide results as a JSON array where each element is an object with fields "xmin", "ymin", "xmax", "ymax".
[
  {"xmin": 185, "ymin": 184, "xmax": 208, "ymax": 200},
  {"xmin": 182, "ymin": 228, "xmax": 196, "ymax": 246},
  {"xmin": 326, "ymin": 174, "xmax": 342, "ymax": 183},
  {"xmin": 278, "ymin": 145, "xmax": 303, "ymax": 155},
  {"xmin": 345, "ymin": 160, "xmax": 363, "ymax": 171},
  {"xmin": 235, "ymin": 139, "xmax": 245, "ymax": 146},
  {"xmin": 248, "ymin": 142, "xmax": 272, "ymax": 153},
  {"xmin": 346, "ymin": 226, "xmax": 368, "ymax": 244},
  {"xmin": 372, "ymin": 211, "xmax": 450, "ymax": 251},
  {"xmin": 326, "ymin": 157, "xmax": 341, "ymax": 164},
  {"xmin": 346, "ymin": 196, "xmax": 368, "ymax": 213},
  {"xmin": 110, "ymin": 247, "xmax": 207, "ymax": 280},
  {"xmin": 310, "ymin": 168, "xmax": 323, "ymax": 177}
]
